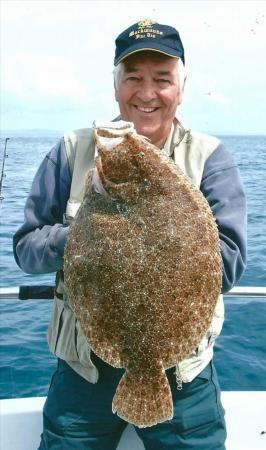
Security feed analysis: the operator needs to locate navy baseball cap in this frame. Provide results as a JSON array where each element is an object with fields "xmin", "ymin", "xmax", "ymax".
[{"xmin": 114, "ymin": 19, "xmax": 185, "ymax": 66}]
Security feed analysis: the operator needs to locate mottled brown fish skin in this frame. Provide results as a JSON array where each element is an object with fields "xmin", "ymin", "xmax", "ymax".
[{"xmin": 64, "ymin": 130, "xmax": 222, "ymax": 428}]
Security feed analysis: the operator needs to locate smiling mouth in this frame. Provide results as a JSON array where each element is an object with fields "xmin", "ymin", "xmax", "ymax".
[{"xmin": 134, "ymin": 106, "xmax": 159, "ymax": 113}]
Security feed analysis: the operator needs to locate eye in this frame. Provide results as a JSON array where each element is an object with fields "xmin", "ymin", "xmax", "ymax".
[
  {"xmin": 157, "ymin": 79, "xmax": 170, "ymax": 85},
  {"xmin": 126, "ymin": 76, "xmax": 140, "ymax": 82}
]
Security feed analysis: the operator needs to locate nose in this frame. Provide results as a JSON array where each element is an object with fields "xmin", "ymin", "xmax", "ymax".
[{"xmin": 136, "ymin": 80, "xmax": 157, "ymax": 103}]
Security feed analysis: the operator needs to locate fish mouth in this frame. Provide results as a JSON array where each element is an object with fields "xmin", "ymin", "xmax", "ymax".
[{"xmin": 134, "ymin": 106, "xmax": 160, "ymax": 113}]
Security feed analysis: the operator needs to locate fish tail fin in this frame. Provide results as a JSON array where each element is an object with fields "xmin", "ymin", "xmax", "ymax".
[{"xmin": 112, "ymin": 364, "xmax": 173, "ymax": 428}]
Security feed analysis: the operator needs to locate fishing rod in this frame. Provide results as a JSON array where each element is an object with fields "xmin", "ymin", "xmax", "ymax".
[{"xmin": 0, "ymin": 137, "xmax": 10, "ymax": 201}]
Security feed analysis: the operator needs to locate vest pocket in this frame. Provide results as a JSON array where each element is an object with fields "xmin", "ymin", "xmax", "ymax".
[
  {"xmin": 75, "ymin": 321, "xmax": 95, "ymax": 368},
  {"xmin": 48, "ymin": 297, "xmax": 79, "ymax": 361},
  {"xmin": 48, "ymin": 296, "xmax": 95, "ymax": 368},
  {"xmin": 47, "ymin": 296, "xmax": 65, "ymax": 354}
]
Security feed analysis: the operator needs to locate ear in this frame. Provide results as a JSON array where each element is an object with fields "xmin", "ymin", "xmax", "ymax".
[
  {"xmin": 178, "ymin": 76, "xmax": 186, "ymax": 105},
  {"xmin": 182, "ymin": 76, "xmax": 187, "ymax": 92},
  {"xmin": 114, "ymin": 80, "xmax": 119, "ymax": 102}
]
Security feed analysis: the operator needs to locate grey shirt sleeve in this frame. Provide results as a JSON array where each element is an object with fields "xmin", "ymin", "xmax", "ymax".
[
  {"xmin": 13, "ymin": 139, "xmax": 71, "ymax": 274},
  {"xmin": 200, "ymin": 144, "xmax": 247, "ymax": 293}
]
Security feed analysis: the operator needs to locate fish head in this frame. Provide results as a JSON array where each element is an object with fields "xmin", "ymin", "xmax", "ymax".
[{"xmin": 94, "ymin": 126, "xmax": 152, "ymax": 202}]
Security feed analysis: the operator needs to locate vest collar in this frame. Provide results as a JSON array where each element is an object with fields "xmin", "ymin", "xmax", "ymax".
[
  {"xmin": 162, "ymin": 117, "xmax": 189, "ymax": 157},
  {"xmin": 113, "ymin": 115, "xmax": 189, "ymax": 157}
]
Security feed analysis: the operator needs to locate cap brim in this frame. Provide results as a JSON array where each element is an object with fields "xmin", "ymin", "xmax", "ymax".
[{"xmin": 114, "ymin": 43, "xmax": 181, "ymax": 66}]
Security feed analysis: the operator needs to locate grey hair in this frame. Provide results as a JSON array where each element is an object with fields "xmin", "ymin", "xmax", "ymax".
[{"xmin": 113, "ymin": 57, "xmax": 187, "ymax": 91}]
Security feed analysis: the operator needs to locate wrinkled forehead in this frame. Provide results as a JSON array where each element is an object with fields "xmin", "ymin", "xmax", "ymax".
[{"xmin": 122, "ymin": 50, "xmax": 179, "ymax": 72}]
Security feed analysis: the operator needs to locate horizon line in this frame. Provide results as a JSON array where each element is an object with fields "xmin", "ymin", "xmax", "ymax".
[{"xmin": 1, "ymin": 129, "xmax": 266, "ymax": 137}]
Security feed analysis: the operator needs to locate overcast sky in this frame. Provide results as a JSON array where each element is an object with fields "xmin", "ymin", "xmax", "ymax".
[{"xmin": 1, "ymin": 0, "xmax": 266, "ymax": 134}]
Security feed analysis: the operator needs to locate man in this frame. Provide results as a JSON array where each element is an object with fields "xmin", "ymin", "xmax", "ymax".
[{"xmin": 13, "ymin": 20, "xmax": 246, "ymax": 449}]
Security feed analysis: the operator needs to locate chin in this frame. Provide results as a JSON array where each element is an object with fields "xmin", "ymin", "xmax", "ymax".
[{"xmin": 134, "ymin": 124, "xmax": 158, "ymax": 140}]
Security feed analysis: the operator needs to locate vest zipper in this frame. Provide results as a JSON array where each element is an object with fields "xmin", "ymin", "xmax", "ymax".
[{"xmin": 175, "ymin": 365, "xmax": 183, "ymax": 390}]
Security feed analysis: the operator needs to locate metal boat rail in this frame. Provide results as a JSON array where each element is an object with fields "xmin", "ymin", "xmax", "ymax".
[{"xmin": 0, "ymin": 285, "xmax": 266, "ymax": 300}]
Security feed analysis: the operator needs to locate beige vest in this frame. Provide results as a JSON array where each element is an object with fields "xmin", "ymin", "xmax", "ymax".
[{"xmin": 47, "ymin": 119, "xmax": 224, "ymax": 384}]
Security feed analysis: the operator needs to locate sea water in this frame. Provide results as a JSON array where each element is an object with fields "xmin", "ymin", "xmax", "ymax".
[{"xmin": 0, "ymin": 133, "xmax": 265, "ymax": 398}]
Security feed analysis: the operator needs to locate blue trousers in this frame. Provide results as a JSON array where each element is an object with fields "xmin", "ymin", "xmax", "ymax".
[{"xmin": 38, "ymin": 354, "xmax": 226, "ymax": 449}]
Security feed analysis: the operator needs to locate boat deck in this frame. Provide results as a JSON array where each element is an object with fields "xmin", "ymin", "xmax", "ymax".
[{"xmin": 0, "ymin": 392, "xmax": 265, "ymax": 450}]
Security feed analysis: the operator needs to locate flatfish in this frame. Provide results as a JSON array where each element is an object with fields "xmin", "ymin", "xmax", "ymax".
[{"xmin": 64, "ymin": 121, "xmax": 222, "ymax": 427}]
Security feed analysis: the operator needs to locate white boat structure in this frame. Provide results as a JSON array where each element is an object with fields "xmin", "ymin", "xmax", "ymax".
[{"xmin": 0, "ymin": 285, "xmax": 266, "ymax": 450}]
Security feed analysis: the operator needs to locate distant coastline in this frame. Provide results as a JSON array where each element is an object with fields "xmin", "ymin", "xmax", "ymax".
[{"xmin": 1, "ymin": 129, "xmax": 266, "ymax": 139}]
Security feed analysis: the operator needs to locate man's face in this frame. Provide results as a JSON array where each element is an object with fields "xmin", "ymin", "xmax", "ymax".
[{"xmin": 114, "ymin": 52, "xmax": 184, "ymax": 147}]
